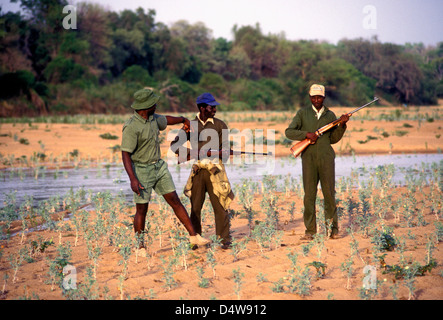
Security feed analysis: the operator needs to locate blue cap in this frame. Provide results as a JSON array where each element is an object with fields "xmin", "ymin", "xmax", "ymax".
[{"xmin": 196, "ymin": 92, "xmax": 220, "ymax": 106}]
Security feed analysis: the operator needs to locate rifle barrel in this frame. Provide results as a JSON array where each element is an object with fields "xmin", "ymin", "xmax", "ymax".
[
  {"xmin": 237, "ymin": 151, "xmax": 272, "ymax": 155},
  {"xmin": 224, "ymin": 150, "xmax": 272, "ymax": 156},
  {"xmin": 348, "ymin": 97, "xmax": 379, "ymax": 116}
]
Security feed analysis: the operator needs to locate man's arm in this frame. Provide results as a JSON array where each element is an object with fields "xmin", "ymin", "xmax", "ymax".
[
  {"xmin": 165, "ymin": 115, "xmax": 191, "ymax": 132},
  {"xmin": 121, "ymin": 151, "xmax": 144, "ymax": 196},
  {"xmin": 285, "ymin": 111, "xmax": 309, "ymax": 141},
  {"xmin": 330, "ymin": 114, "xmax": 349, "ymax": 144},
  {"xmin": 169, "ymin": 121, "xmax": 192, "ymax": 163}
]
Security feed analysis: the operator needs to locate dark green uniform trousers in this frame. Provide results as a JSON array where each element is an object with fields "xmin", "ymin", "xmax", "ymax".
[
  {"xmin": 285, "ymin": 105, "xmax": 346, "ymax": 237},
  {"xmin": 190, "ymin": 169, "xmax": 231, "ymax": 243},
  {"xmin": 301, "ymin": 150, "xmax": 338, "ymax": 236}
]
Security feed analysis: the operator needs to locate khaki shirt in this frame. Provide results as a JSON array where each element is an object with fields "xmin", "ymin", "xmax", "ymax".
[{"xmin": 121, "ymin": 111, "xmax": 167, "ymax": 164}]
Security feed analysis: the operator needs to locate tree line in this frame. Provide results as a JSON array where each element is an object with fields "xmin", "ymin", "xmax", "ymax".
[{"xmin": 0, "ymin": 0, "xmax": 442, "ymax": 117}]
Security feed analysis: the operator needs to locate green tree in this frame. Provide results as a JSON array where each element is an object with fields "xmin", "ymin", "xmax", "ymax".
[
  {"xmin": 208, "ymin": 37, "xmax": 232, "ymax": 77},
  {"xmin": 233, "ymin": 23, "xmax": 288, "ymax": 79},
  {"xmin": 43, "ymin": 56, "xmax": 85, "ymax": 83},
  {"xmin": 121, "ymin": 64, "xmax": 156, "ymax": 87},
  {"xmin": 232, "ymin": 24, "xmax": 262, "ymax": 78},
  {"xmin": 13, "ymin": 0, "xmax": 69, "ymax": 74},
  {"xmin": 76, "ymin": 3, "xmax": 113, "ymax": 78},
  {"xmin": 338, "ymin": 38, "xmax": 429, "ymax": 104},
  {"xmin": 0, "ymin": 11, "xmax": 33, "ymax": 73},
  {"xmin": 198, "ymin": 72, "xmax": 227, "ymax": 97},
  {"xmin": 107, "ymin": 8, "xmax": 159, "ymax": 78},
  {"xmin": 0, "ymin": 70, "xmax": 34, "ymax": 98},
  {"xmin": 1, "ymin": 4, "xmax": 440, "ymax": 116},
  {"xmin": 226, "ymin": 46, "xmax": 251, "ymax": 80},
  {"xmin": 309, "ymin": 57, "xmax": 375, "ymax": 105}
]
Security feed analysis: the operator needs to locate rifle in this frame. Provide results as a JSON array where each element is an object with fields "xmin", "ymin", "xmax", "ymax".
[
  {"xmin": 209, "ymin": 149, "xmax": 272, "ymax": 157},
  {"xmin": 177, "ymin": 149, "xmax": 272, "ymax": 164},
  {"xmin": 289, "ymin": 97, "xmax": 379, "ymax": 158}
]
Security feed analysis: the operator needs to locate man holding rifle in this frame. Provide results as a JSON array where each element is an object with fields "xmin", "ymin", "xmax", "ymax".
[
  {"xmin": 285, "ymin": 84, "xmax": 349, "ymax": 240},
  {"xmin": 171, "ymin": 92, "xmax": 234, "ymax": 249}
]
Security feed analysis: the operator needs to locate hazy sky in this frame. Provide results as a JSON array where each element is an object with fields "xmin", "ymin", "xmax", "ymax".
[{"xmin": 2, "ymin": 0, "xmax": 442, "ymax": 46}]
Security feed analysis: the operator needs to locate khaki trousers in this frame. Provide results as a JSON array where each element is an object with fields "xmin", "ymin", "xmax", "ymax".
[{"xmin": 190, "ymin": 168, "xmax": 231, "ymax": 243}]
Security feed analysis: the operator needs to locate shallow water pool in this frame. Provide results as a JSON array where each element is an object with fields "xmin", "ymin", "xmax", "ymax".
[{"xmin": 0, "ymin": 153, "xmax": 441, "ymax": 207}]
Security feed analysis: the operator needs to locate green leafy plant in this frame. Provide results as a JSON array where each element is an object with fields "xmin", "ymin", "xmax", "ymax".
[
  {"xmin": 229, "ymin": 237, "xmax": 248, "ymax": 262},
  {"xmin": 378, "ymin": 254, "xmax": 437, "ymax": 280},
  {"xmin": 232, "ymin": 267, "xmax": 244, "ymax": 300},
  {"xmin": 206, "ymin": 235, "xmax": 222, "ymax": 278},
  {"xmin": 99, "ymin": 132, "xmax": 119, "ymax": 140},
  {"xmin": 306, "ymin": 261, "xmax": 327, "ymax": 278},
  {"xmin": 236, "ymin": 178, "xmax": 257, "ymax": 234},
  {"xmin": 19, "ymin": 138, "xmax": 29, "ymax": 145},
  {"xmin": 45, "ymin": 242, "xmax": 72, "ymax": 291},
  {"xmin": 160, "ymin": 255, "xmax": 178, "ymax": 291},
  {"xmin": 30, "ymin": 237, "xmax": 54, "ymax": 255},
  {"xmin": 196, "ymin": 266, "xmax": 210, "ymax": 288},
  {"xmin": 371, "ymin": 227, "xmax": 397, "ymax": 252}
]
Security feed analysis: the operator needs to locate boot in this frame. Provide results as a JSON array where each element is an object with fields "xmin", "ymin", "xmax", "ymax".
[{"xmin": 190, "ymin": 234, "xmax": 210, "ymax": 246}]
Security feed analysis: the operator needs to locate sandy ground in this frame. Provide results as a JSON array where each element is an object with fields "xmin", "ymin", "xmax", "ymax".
[
  {"xmin": 0, "ymin": 106, "xmax": 442, "ymax": 301},
  {"xmin": 0, "ymin": 186, "xmax": 442, "ymax": 301}
]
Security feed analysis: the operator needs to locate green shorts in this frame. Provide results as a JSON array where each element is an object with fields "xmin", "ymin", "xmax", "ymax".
[{"xmin": 132, "ymin": 159, "xmax": 176, "ymax": 204}]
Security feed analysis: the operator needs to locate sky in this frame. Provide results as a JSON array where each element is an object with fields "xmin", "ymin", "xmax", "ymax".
[{"xmin": 2, "ymin": 0, "xmax": 442, "ymax": 46}]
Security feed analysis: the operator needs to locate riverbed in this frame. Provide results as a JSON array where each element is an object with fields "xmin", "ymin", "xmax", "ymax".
[{"xmin": 0, "ymin": 153, "xmax": 441, "ymax": 207}]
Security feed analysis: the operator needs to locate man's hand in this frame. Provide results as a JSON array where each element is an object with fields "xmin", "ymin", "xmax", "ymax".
[
  {"xmin": 130, "ymin": 178, "xmax": 144, "ymax": 196},
  {"xmin": 306, "ymin": 132, "xmax": 318, "ymax": 144},
  {"xmin": 182, "ymin": 117, "xmax": 191, "ymax": 133},
  {"xmin": 338, "ymin": 114, "xmax": 350, "ymax": 126}
]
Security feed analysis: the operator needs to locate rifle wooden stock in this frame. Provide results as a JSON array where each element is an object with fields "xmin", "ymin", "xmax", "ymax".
[
  {"xmin": 289, "ymin": 97, "xmax": 379, "ymax": 158},
  {"xmin": 289, "ymin": 139, "xmax": 313, "ymax": 158}
]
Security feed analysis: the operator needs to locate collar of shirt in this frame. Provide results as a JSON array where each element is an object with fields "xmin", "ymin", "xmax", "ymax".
[
  {"xmin": 312, "ymin": 105, "xmax": 325, "ymax": 120},
  {"xmin": 133, "ymin": 111, "xmax": 154, "ymax": 123},
  {"xmin": 197, "ymin": 113, "xmax": 214, "ymax": 126}
]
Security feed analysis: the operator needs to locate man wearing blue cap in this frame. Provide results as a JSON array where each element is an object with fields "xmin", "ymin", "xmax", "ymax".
[
  {"xmin": 171, "ymin": 92, "xmax": 233, "ymax": 249},
  {"xmin": 121, "ymin": 88, "xmax": 210, "ymax": 256}
]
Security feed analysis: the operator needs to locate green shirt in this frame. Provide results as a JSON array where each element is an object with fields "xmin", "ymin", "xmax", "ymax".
[
  {"xmin": 285, "ymin": 105, "xmax": 346, "ymax": 158},
  {"xmin": 121, "ymin": 111, "xmax": 167, "ymax": 164}
]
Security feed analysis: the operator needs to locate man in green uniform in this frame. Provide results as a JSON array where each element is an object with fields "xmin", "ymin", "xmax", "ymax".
[
  {"xmin": 170, "ymin": 92, "xmax": 234, "ymax": 249},
  {"xmin": 285, "ymin": 84, "xmax": 349, "ymax": 240},
  {"xmin": 121, "ymin": 88, "xmax": 210, "ymax": 256}
]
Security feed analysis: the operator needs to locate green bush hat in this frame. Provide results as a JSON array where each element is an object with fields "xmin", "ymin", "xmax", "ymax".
[{"xmin": 131, "ymin": 88, "xmax": 160, "ymax": 110}]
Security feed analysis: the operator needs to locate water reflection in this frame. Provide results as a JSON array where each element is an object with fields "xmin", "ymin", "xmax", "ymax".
[{"xmin": 0, "ymin": 153, "xmax": 441, "ymax": 207}]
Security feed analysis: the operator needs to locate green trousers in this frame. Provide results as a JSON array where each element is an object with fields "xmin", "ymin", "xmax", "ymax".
[
  {"xmin": 301, "ymin": 150, "xmax": 338, "ymax": 235},
  {"xmin": 190, "ymin": 169, "xmax": 231, "ymax": 243}
]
